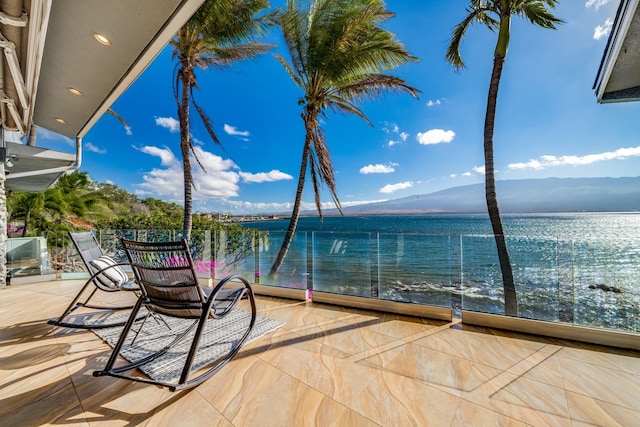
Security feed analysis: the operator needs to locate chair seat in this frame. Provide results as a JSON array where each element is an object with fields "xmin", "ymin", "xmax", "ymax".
[
  {"xmin": 201, "ymin": 286, "xmax": 246, "ymax": 314},
  {"xmin": 120, "ymin": 280, "xmax": 140, "ymax": 291}
]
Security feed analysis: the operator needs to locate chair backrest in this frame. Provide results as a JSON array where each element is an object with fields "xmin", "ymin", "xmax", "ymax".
[
  {"xmin": 69, "ymin": 231, "xmax": 105, "ymax": 267},
  {"xmin": 121, "ymin": 239, "xmax": 205, "ymax": 318},
  {"xmin": 70, "ymin": 231, "xmax": 129, "ymax": 291}
]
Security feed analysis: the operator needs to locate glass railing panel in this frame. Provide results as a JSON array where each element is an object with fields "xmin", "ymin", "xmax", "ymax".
[
  {"xmin": 507, "ymin": 236, "xmax": 560, "ymax": 322},
  {"xmin": 255, "ymin": 231, "xmax": 307, "ymax": 289},
  {"xmin": 572, "ymin": 238, "xmax": 640, "ymax": 332},
  {"xmin": 461, "ymin": 235, "xmax": 504, "ymax": 314},
  {"xmin": 97, "ymin": 229, "xmax": 137, "ymax": 262},
  {"xmin": 212, "ymin": 229, "xmax": 256, "ymax": 280},
  {"xmin": 312, "ymin": 231, "xmax": 372, "ymax": 297},
  {"xmin": 461, "ymin": 234, "xmax": 560, "ymax": 320},
  {"xmin": 377, "ymin": 233, "xmax": 452, "ymax": 307}
]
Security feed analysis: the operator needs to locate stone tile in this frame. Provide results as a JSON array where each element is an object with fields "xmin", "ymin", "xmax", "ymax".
[
  {"xmin": 354, "ymin": 369, "xmax": 460, "ymax": 426},
  {"xmin": 0, "ymin": 383, "xmax": 88, "ymax": 427},
  {"xmin": 557, "ymin": 345, "xmax": 640, "ymax": 376},
  {"xmin": 461, "ymin": 370, "xmax": 572, "ymax": 426},
  {"xmin": 566, "ymin": 390, "xmax": 640, "ymax": 427},
  {"xmin": 559, "ymin": 357, "xmax": 640, "ymax": 411},
  {"xmin": 413, "ymin": 327, "xmax": 540, "ymax": 371},
  {"xmin": 361, "ymin": 341, "xmax": 503, "ymax": 396},
  {"xmin": 451, "ymin": 399, "xmax": 528, "ymax": 426},
  {"xmin": 507, "ymin": 351, "xmax": 565, "ymax": 388}
]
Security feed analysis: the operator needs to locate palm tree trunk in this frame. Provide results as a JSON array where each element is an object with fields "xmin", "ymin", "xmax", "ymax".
[
  {"xmin": 22, "ymin": 209, "xmax": 30, "ymax": 237},
  {"xmin": 179, "ymin": 72, "xmax": 193, "ymax": 242},
  {"xmin": 269, "ymin": 125, "xmax": 313, "ymax": 277},
  {"xmin": 484, "ymin": 53, "xmax": 517, "ymax": 316}
]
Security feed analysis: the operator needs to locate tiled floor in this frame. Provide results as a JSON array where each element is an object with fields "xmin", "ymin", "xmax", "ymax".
[{"xmin": 1, "ymin": 279, "xmax": 640, "ymax": 426}]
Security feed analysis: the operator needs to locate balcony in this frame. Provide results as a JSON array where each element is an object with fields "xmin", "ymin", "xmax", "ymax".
[{"xmin": 2, "ymin": 277, "xmax": 639, "ymax": 425}]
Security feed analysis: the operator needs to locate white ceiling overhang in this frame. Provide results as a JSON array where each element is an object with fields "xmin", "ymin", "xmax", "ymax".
[
  {"xmin": 0, "ymin": 0, "xmax": 204, "ymax": 192},
  {"xmin": 594, "ymin": 0, "xmax": 640, "ymax": 103},
  {"xmin": 4, "ymin": 140, "xmax": 77, "ymax": 192},
  {"xmin": 33, "ymin": 0, "xmax": 205, "ymax": 138}
]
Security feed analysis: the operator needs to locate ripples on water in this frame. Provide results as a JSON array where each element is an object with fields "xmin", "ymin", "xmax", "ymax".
[{"xmin": 243, "ymin": 213, "xmax": 640, "ymax": 332}]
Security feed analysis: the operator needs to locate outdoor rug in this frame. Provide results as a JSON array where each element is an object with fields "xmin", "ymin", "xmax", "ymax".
[{"xmin": 92, "ymin": 309, "xmax": 283, "ymax": 384}]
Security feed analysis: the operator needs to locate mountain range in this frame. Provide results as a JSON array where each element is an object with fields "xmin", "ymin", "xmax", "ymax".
[{"xmin": 331, "ymin": 177, "xmax": 640, "ymax": 215}]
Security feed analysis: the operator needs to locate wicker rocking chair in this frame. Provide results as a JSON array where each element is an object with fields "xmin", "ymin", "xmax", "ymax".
[
  {"xmin": 93, "ymin": 238, "xmax": 256, "ymax": 391},
  {"xmin": 48, "ymin": 231, "xmax": 139, "ymax": 329}
]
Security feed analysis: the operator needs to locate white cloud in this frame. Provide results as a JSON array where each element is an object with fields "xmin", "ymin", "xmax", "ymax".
[
  {"xmin": 509, "ymin": 146, "xmax": 640, "ymax": 170},
  {"xmin": 224, "ymin": 124, "xmax": 250, "ymax": 137},
  {"xmin": 462, "ymin": 172, "xmax": 472, "ymax": 177},
  {"xmin": 388, "ymin": 140, "xmax": 400, "ymax": 147},
  {"xmin": 383, "ymin": 122, "xmax": 406, "ymax": 136},
  {"xmin": 379, "ymin": 181, "xmax": 413, "ymax": 194},
  {"xmin": 416, "ymin": 129, "xmax": 455, "ymax": 145},
  {"xmin": 223, "ymin": 198, "xmax": 388, "ymax": 214},
  {"xmin": 225, "ymin": 200, "xmax": 293, "ymax": 212},
  {"xmin": 155, "ymin": 116, "xmax": 180, "ymax": 133},
  {"xmin": 360, "ymin": 163, "xmax": 398, "ymax": 174},
  {"xmin": 426, "ymin": 99, "xmax": 442, "ymax": 107},
  {"xmin": 85, "ymin": 142, "xmax": 106, "ymax": 154},
  {"xmin": 125, "ymin": 126, "xmax": 132, "ymax": 136},
  {"xmin": 37, "ymin": 128, "xmax": 74, "ymax": 145},
  {"xmin": 400, "ymin": 132, "xmax": 409, "ymax": 142},
  {"xmin": 585, "ymin": 0, "xmax": 612, "ymax": 10},
  {"xmin": 134, "ymin": 145, "xmax": 240, "ymax": 201},
  {"xmin": 473, "ymin": 165, "xmax": 486, "ymax": 175},
  {"xmin": 239, "ymin": 170, "xmax": 293, "ymax": 183},
  {"xmin": 593, "ymin": 18, "xmax": 613, "ymax": 40}
]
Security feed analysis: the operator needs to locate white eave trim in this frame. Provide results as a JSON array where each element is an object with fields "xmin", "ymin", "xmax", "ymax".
[{"xmin": 594, "ymin": 0, "xmax": 640, "ymax": 103}]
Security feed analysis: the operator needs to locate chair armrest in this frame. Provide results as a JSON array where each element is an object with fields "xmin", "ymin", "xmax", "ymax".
[{"xmin": 203, "ymin": 275, "xmax": 253, "ymax": 318}]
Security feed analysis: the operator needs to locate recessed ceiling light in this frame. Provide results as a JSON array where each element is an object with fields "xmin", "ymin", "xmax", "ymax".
[
  {"xmin": 68, "ymin": 87, "xmax": 82, "ymax": 96},
  {"xmin": 55, "ymin": 118, "xmax": 66, "ymax": 124},
  {"xmin": 93, "ymin": 33, "xmax": 111, "ymax": 46}
]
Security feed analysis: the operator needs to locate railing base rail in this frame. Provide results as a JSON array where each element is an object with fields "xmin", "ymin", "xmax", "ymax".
[
  {"xmin": 462, "ymin": 310, "xmax": 640, "ymax": 351},
  {"xmin": 312, "ymin": 291, "xmax": 452, "ymax": 321}
]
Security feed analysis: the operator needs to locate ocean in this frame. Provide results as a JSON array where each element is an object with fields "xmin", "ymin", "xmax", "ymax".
[
  {"xmin": 238, "ymin": 213, "xmax": 640, "ymax": 332},
  {"xmin": 243, "ymin": 212, "xmax": 640, "ymax": 237}
]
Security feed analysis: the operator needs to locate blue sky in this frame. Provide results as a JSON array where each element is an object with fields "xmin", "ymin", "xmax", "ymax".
[{"xmin": 31, "ymin": 0, "xmax": 640, "ymax": 214}]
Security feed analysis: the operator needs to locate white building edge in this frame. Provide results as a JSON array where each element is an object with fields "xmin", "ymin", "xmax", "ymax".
[{"xmin": 594, "ymin": 0, "xmax": 640, "ymax": 103}]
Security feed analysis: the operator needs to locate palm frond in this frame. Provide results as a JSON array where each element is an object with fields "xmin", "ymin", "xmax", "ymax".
[
  {"xmin": 333, "ymin": 74, "xmax": 420, "ymax": 103},
  {"xmin": 194, "ymin": 0, "xmax": 277, "ymax": 46},
  {"xmin": 203, "ymin": 42, "xmax": 275, "ymax": 69},
  {"xmin": 106, "ymin": 109, "xmax": 131, "ymax": 133},
  {"xmin": 515, "ymin": 0, "xmax": 564, "ymax": 29},
  {"xmin": 191, "ymin": 88, "xmax": 221, "ymax": 149},
  {"xmin": 446, "ymin": 4, "xmax": 497, "ymax": 70},
  {"xmin": 324, "ymin": 94, "xmax": 371, "ymax": 125},
  {"xmin": 274, "ymin": 54, "xmax": 304, "ymax": 89}
]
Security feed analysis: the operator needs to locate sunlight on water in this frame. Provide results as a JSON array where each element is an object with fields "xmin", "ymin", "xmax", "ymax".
[{"xmin": 240, "ymin": 213, "xmax": 640, "ymax": 332}]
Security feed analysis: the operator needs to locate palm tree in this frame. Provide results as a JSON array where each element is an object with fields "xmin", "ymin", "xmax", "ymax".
[
  {"xmin": 446, "ymin": 0, "xmax": 562, "ymax": 316},
  {"xmin": 7, "ymin": 171, "xmax": 106, "ymax": 236},
  {"xmin": 171, "ymin": 0, "xmax": 276, "ymax": 241},
  {"xmin": 8, "ymin": 190, "xmax": 66, "ymax": 237},
  {"xmin": 269, "ymin": 0, "xmax": 419, "ymax": 276}
]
